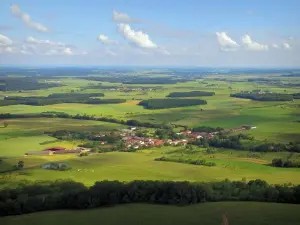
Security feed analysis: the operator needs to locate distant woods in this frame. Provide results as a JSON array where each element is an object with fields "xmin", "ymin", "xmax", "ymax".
[
  {"xmin": 230, "ymin": 91, "xmax": 294, "ymax": 101},
  {"xmin": 167, "ymin": 91, "xmax": 215, "ymax": 97},
  {"xmin": 0, "ymin": 112, "xmax": 175, "ymax": 129},
  {"xmin": 0, "ymin": 77, "xmax": 62, "ymax": 91},
  {"xmin": 1, "ymin": 179, "xmax": 300, "ymax": 216},
  {"xmin": 1, "ymin": 93, "xmax": 126, "ymax": 106},
  {"xmin": 139, "ymin": 99, "xmax": 207, "ymax": 109}
]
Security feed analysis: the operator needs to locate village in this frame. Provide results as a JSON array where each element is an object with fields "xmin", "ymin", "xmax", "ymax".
[{"xmin": 25, "ymin": 125, "xmax": 256, "ymax": 156}]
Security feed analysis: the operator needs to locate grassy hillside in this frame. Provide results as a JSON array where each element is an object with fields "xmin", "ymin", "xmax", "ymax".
[
  {"xmin": 1, "ymin": 202, "xmax": 300, "ymax": 225},
  {"xmin": 2, "ymin": 148, "xmax": 300, "ymax": 187}
]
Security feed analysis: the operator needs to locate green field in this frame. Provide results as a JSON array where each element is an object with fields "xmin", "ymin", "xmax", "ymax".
[
  {"xmin": 1, "ymin": 73, "xmax": 300, "ymax": 221},
  {"xmin": 2, "ymin": 146, "xmax": 300, "ymax": 187},
  {"xmin": 1, "ymin": 74, "xmax": 300, "ymax": 187},
  {"xmin": 1, "ymin": 202, "xmax": 300, "ymax": 225},
  {"xmin": 1, "ymin": 77, "xmax": 299, "ymax": 142}
]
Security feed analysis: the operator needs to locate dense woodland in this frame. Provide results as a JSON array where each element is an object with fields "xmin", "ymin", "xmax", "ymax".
[
  {"xmin": 167, "ymin": 91, "xmax": 215, "ymax": 97},
  {"xmin": 192, "ymin": 126, "xmax": 223, "ymax": 133},
  {"xmin": 139, "ymin": 98, "xmax": 207, "ymax": 109},
  {"xmin": 51, "ymin": 130, "xmax": 120, "ymax": 144},
  {"xmin": 0, "ymin": 93, "xmax": 126, "ymax": 106},
  {"xmin": 0, "ymin": 179, "xmax": 300, "ymax": 216},
  {"xmin": 230, "ymin": 92, "xmax": 294, "ymax": 101},
  {"xmin": 192, "ymin": 135, "xmax": 300, "ymax": 153},
  {"xmin": 271, "ymin": 158, "xmax": 300, "ymax": 168},
  {"xmin": 0, "ymin": 77, "xmax": 62, "ymax": 91},
  {"xmin": 155, "ymin": 156, "xmax": 216, "ymax": 166}
]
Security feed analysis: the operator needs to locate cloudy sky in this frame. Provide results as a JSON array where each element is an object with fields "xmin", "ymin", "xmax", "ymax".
[{"xmin": 0, "ymin": 0, "xmax": 299, "ymax": 67}]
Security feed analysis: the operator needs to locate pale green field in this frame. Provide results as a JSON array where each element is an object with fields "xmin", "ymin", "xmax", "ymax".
[
  {"xmin": 2, "ymin": 202, "xmax": 300, "ymax": 225},
  {"xmin": 2, "ymin": 147, "xmax": 300, "ymax": 187}
]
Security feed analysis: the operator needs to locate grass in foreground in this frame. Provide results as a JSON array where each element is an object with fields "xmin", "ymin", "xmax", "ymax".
[{"xmin": 1, "ymin": 202, "xmax": 300, "ymax": 225}]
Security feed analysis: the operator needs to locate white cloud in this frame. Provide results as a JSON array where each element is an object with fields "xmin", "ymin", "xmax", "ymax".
[
  {"xmin": 118, "ymin": 23, "xmax": 157, "ymax": 49},
  {"xmin": 283, "ymin": 42, "xmax": 291, "ymax": 50},
  {"xmin": 63, "ymin": 48, "xmax": 73, "ymax": 55},
  {"xmin": 26, "ymin": 36, "xmax": 64, "ymax": 46},
  {"xmin": 0, "ymin": 34, "xmax": 13, "ymax": 46},
  {"xmin": 242, "ymin": 34, "xmax": 268, "ymax": 51},
  {"xmin": 112, "ymin": 10, "xmax": 140, "ymax": 23},
  {"xmin": 11, "ymin": 4, "xmax": 49, "ymax": 32},
  {"xmin": 272, "ymin": 44, "xmax": 279, "ymax": 49},
  {"xmin": 97, "ymin": 34, "xmax": 118, "ymax": 45},
  {"xmin": 0, "ymin": 34, "xmax": 14, "ymax": 54},
  {"xmin": 216, "ymin": 32, "xmax": 240, "ymax": 51}
]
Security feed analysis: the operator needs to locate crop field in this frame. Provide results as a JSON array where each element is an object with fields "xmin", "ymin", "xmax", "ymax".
[{"xmin": 2, "ymin": 202, "xmax": 300, "ymax": 225}]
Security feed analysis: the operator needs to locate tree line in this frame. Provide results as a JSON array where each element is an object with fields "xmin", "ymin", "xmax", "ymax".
[
  {"xmin": 1, "ymin": 93, "xmax": 127, "ymax": 106},
  {"xmin": 230, "ymin": 92, "xmax": 294, "ymax": 101},
  {"xmin": 81, "ymin": 76, "xmax": 190, "ymax": 84},
  {"xmin": 155, "ymin": 156, "xmax": 216, "ymax": 166},
  {"xmin": 50, "ymin": 130, "xmax": 120, "ymax": 144},
  {"xmin": 192, "ymin": 134, "xmax": 300, "ymax": 153},
  {"xmin": 139, "ymin": 98, "xmax": 207, "ymax": 109},
  {"xmin": 1, "ymin": 179, "xmax": 300, "ymax": 216},
  {"xmin": 167, "ymin": 91, "xmax": 215, "ymax": 97},
  {"xmin": 271, "ymin": 158, "xmax": 300, "ymax": 168},
  {"xmin": 0, "ymin": 77, "xmax": 62, "ymax": 91},
  {"xmin": 0, "ymin": 112, "xmax": 174, "ymax": 129},
  {"xmin": 192, "ymin": 126, "xmax": 223, "ymax": 133}
]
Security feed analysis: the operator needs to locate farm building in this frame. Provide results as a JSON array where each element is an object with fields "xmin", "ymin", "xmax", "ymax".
[{"xmin": 44, "ymin": 147, "xmax": 66, "ymax": 151}]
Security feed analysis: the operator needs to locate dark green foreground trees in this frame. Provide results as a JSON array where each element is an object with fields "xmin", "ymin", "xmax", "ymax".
[{"xmin": 1, "ymin": 179, "xmax": 300, "ymax": 216}]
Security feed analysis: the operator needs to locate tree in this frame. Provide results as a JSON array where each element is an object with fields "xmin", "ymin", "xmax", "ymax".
[{"xmin": 17, "ymin": 160, "xmax": 24, "ymax": 169}]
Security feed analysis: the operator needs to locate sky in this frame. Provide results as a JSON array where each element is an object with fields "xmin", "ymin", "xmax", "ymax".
[{"xmin": 0, "ymin": 0, "xmax": 299, "ymax": 67}]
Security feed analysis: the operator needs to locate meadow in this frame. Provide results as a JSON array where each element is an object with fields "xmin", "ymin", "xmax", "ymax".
[
  {"xmin": 2, "ymin": 146, "xmax": 300, "ymax": 187},
  {"xmin": 2, "ymin": 202, "xmax": 300, "ymax": 225}
]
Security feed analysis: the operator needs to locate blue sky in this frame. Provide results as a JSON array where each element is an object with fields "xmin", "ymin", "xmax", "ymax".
[{"xmin": 0, "ymin": 0, "xmax": 299, "ymax": 67}]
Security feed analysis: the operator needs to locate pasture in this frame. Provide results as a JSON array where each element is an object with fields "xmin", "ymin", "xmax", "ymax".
[
  {"xmin": 1, "ymin": 202, "xmax": 300, "ymax": 225},
  {"xmin": 2, "ymin": 147, "xmax": 300, "ymax": 187}
]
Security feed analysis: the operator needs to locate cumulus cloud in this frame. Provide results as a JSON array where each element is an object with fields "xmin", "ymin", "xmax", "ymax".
[
  {"xmin": 0, "ymin": 34, "xmax": 13, "ymax": 46},
  {"xmin": 97, "ymin": 34, "xmax": 118, "ymax": 45},
  {"xmin": 0, "ymin": 34, "xmax": 14, "ymax": 54},
  {"xmin": 216, "ymin": 32, "xmax": 240, "ymax": 51},
  {"xmin": 112, "ymin": 10, "xmax": 140, "ymax": 23},
  {"xmin": 242, "ymin": 35, "xmax": 268, "ymax": 51},
  {"xmin": 26, "ymin": 36, "xmax": 64, "ymax": 46},
  {"xmin": 118, "ymin": 23, "xmax": 157, "ymax": 49},
  {"xmin": 19, "ymin": 36, "xmax": 81, "ymax": 56},
  {"xmin": 272, "ymin": 44, "xmax": 279, "ymax": 49},
  {"xmin": 283, "ymin": 42, "xmax": 291, "ymax": 50},
  {"xmin": 11, "ymin": 4, "xmax": 49, "ymax": 32}
]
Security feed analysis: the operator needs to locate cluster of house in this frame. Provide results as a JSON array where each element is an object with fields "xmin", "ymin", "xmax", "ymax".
[
  {"xmin": 119, "ymin": 125, "xmax": 256, "ymax": 150},
  {"xmin": 108, "ymin": 87, "xmax": 157, "ymax": 92},
  {"xmin": 25, "ymin": 147, "xmax": 90, "ymax": 156},
  {"xmin": 122, "ymin": 136, "xmax": 189, "ymax": 149},
  {"xmin": 178, "ymin": 130, "xmax": 215, "ymax": 139}
]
